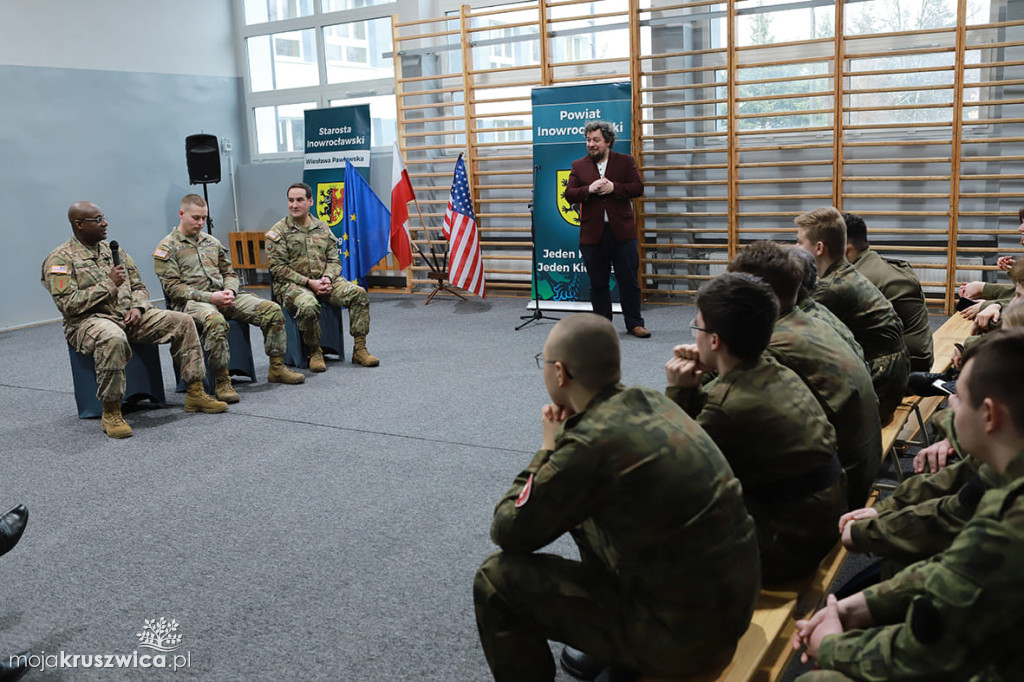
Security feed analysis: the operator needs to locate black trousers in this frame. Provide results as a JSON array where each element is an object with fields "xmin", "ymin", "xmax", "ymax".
[{"xmin": 580, "ymin": 225, "xmax": 643, "ymax": 330}]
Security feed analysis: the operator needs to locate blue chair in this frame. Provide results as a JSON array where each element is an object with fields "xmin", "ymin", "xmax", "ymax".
[
  {"xmin": 68, "ymin": 343, "xmax": 166, "ymax": 419},
  {"xmin": 172, "ymin": 319, "xmax": 258, "ymax": 393},
  {"xmin": 282, "ymin": 303, "xmax": 346, "ymax": 369}
]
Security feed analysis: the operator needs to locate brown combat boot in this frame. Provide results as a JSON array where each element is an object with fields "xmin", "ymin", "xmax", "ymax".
[
  {"xmin": 307, "ymin": 347, "xmax": 327, "ymax": 373},
  {"xmin": 268, "ymin": 356, "xmax": 306, "ymax": 383},
  {"xmin": 214, "ymin": 369, "xmax": 240, "ymax": 404},
  {"xmin": 184, "ymin": 381, "xmax": 229, "ymax": 413},
  {"xmin": 351, "ymin": 335, "xmax": 379, "ymax": 367},
  {"xmin": 101, "ymin": 401, "xmax": 133, "ymax": 439}
]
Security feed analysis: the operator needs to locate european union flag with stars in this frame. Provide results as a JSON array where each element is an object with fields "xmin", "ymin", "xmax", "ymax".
[{"xmin": 341, "ymin": 160, "xmax": 391, "ymax": 288}]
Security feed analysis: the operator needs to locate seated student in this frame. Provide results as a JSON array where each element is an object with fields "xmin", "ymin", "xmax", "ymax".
[
  {"xmin": 665, "ymin": 273, "xmax": 846, "ymax": 583},
  {"xmin": 795, "ymin": 207, "xmax": 910, "ymax": 424},
  {"xmin": 729, "ymin": 241, "xmax": 881, "ymax": 510},
  {"xmin": 968, "ymin": 259, "xmax": 1024, "ymax": 334},
  {"xmin": 793, "ymin": 329, "xmax": 1024, "ymax": 681},
  {"xmin": 957, "ymin": 205, "xmax": 1024, "ymax": 311},
  {"xmin": 792, "ymin": 246, "xmax": 866, "ymax": 364},
  {"xmin": 843, "ymin": 212, "xmax": 933, "ymax": 372},
  {"xmin": 474, "ymin": 313, "xmax": 760, "ymax": 682}
]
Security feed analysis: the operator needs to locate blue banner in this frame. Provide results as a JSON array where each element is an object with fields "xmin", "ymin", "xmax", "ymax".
[
  {"xmin": 531, "ymin": 83, "xmax": 632, "ymax": 307},
  {"xmin": 302, "ymin": 105, "xmax": 371, "ymax": 240},
  {"xmin": 341, "ymin": 161, "xmax": 390, "ymax": 288}
]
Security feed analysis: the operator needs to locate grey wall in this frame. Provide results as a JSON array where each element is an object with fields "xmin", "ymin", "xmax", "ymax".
[{"xmin": 0, "ymin": 0, "xmax": 243, "ymax": 331}]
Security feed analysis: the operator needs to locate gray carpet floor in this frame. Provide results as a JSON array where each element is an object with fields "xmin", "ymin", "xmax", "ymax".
[{"xmin": 0, "ymin": 293, "xmax": 948, "ymax": 681}]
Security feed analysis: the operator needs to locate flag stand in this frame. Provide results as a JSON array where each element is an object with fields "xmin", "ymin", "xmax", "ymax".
[
  {"xmin": 516, "ymin": 164, "xmax": 561, "ymax": 330},
  {"xmin": 424, "ymin": 270, "xmax": 467, "ymax": 305}
]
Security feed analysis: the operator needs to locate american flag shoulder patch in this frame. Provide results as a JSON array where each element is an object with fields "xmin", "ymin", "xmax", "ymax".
[
  {"xmin": 50, "ymin": 264, "xmax": 68, "ymax": 274},
  {"xmin": 153, "ymin": 248, "xmax": 169, "ymax": 260},
  {"xmin": 266, "ymin": 230, "xmax": 281, "ymax": 242}
]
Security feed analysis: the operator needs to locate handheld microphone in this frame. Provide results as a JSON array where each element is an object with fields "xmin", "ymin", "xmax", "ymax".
[{"xmin": 110, "ymin": 240, "xmax": 121, "ymax": 266}]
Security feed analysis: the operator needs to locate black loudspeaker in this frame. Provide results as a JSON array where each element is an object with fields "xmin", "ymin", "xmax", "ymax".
[{"xmin": 185, "ymin": 134, "xmax": 221, "ymax": 184}]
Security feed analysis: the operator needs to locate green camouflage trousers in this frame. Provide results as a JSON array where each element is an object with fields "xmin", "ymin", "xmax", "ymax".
[
  {"xmin": 871, "ymin": 349, "xmax": 911, "ymax": 425},
  {"xmin": 69, "ymin": 308, "xmax": 204, "ymax": 402},
  {"xmin": 473, "ymin": 551, "xmax": 735, "ymax": 682},
  {"xmin": 183, "ymin": 292, "xmax": 286, "ymax": 370},
  {"xmin": 278, "ymin": 279, "xmax": 369, "ymax": 344}
]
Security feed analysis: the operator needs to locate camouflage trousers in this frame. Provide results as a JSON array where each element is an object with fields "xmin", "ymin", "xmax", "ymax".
[
  {"xmin": 183, "ymin": 293, "xmax": 286, "ymax": 370},
  {"xmin": 473, "ymin": 550, "xmax": 733, "ymax": 682},
  {"xmin": 68, "ymin": 308, "xmax": 204, "ymax": 402},
  {"xmin": 278, "ymin": 279, "xmax": 369, "ymax": 344},
  {"xmin": 870, "ymin": 349, "xmax": 911, "ymax": 426}
]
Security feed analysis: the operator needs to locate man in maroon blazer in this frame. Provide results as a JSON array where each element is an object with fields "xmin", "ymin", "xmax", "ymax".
[{"xmin": 563, "ymin": 121, "xmax": 649, "ymax": 337}]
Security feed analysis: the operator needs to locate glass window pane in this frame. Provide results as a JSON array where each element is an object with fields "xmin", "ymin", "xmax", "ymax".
[
  {"xmin": 244, "ymin": 0, "xmax": 315, "ymax": 25},
  {"xmin": 324, "ymin": 18, "xmax": 394, "ymax": 85},
  {"xmin": 322, "ymin": 0, "xmax": 393, "ymax": 10},
  {"xmin": 845, "ymin": 0, "xmax": 957, "ymax": 35},
  {"xmin": 254, "ymin": 102, "xmax": 316, "ymax": 154},
  {"xmin": 328, "ymin": 94, "xmax": 398, "ymax": 148},
  {"xmin": 247, "ymin": 29, "xmax": 319, "ymax": 92}
]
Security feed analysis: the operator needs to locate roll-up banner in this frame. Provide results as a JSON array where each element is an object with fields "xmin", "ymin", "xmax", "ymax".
[
  {"xmin": 531, "ymin": 82, "xmax": 632, "ymax": 309},
  {"xmin": 302, "ymin": 105, "xmax": 371, "ymax": 237}
]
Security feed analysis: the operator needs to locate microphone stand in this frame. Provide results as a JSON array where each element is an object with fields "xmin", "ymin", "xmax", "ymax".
[{"xmin": 516, "ymin": 164, "xmax": 560, "ymax": 331}]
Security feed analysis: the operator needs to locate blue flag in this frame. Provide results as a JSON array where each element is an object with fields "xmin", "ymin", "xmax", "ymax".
[{"xmin": 341, "ymin": 160, "xmax": 391, "ymax": 287}]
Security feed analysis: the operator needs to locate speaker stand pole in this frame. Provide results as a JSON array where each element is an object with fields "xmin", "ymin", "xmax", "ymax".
[
  {"xmin": 201, "ymin": 182, "xmax": 214, "ymax": 235},
  {"xmin": 516, "ymin": 164, "xmax": 560, "ymax": 331}
]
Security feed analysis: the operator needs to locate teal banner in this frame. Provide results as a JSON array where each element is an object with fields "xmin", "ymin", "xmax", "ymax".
[
  {"xmin": 302, "ymin": 105, "xmax": 371, "ymax": 236},
  {"xmin": 531, "ymin": 83, "xmax": 632, "ymax": 307}
]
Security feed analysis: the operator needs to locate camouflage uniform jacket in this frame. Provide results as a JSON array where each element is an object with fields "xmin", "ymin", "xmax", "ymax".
[
  {"xmin": 818, "ymin": 450, "xmax": 1024, "ymax": 681},
  {"xmin": 491, "ymin": 383, "xmax": 759, "ymax": 632},
  {"xmin": 153, "ymin": 227, "xmax": 239, "ymax": 309},
  {"xmin": 266, "ymin": 215, "xmax": 341, "ymax": 287},
  {"xmin": 41, "ymin": 237, "xmax": 151, "ymax": 339},
  {"xmin": 851, "ymin": 248, "xmax": 934, "ymax": 370},
  {"xmin": 797, "ymin": 297, "xmax": 867, "ymax": 364},
  {"xmin": 813, "ymin": 258, "xmax": 906, "ymax": 362}
]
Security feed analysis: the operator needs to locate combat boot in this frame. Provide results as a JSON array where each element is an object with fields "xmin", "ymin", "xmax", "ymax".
[
  {"xmin": 184, "ymin": 381, "xmax": 229, "ymax": 413},
  {"xmin": 351, "ymin": 335, "xmax": 380, "ymax": 367},
  {"xmin": 307, "ymin": 347, "xmax": 327, "ymax": 373},
  {"xmin": 214, "ymin": 369, "xmax": 240, "ymax": 404},
  {"xmin": 101, "ymin": 401, "xmax": 133, "ymax": 439},
  {"xmin": 268, "ymin": 356, "xmax": 306, "ymax": 383}
]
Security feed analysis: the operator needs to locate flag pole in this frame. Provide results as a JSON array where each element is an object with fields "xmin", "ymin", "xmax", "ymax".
[{"xmin": 411, "ymin": 197, "xmax": 443, "ymax": 272}]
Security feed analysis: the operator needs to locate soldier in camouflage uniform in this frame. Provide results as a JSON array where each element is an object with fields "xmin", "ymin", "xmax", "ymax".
[
  {"xmin": 153, "ymin": 194, "xmax": 304, "ymax": 402},
  {"xmin": 794, "ymin": 329, "xmax": 1024, "ymax": 681},
  {"xmin": 666, "ymin": 273, "xmax": 846, "ymax": 583},
  {"xmin": 42, "ymin": 201, "xmax": 227, "ymax": 439},
  {"xmin": 795, "ymin": 207, "xmax": 910, "ymax": 424},
  {"xmin": 843, "ymin": 212, "xmax": 934, "ymax": 372},
  {"xmin": 266, "ymin": 182, "xmax": 378, "ymax": 371},
  {"xmin": 729, "ymin": 241, "xmax": 881, "ymax": 510},
  {"xmin": 474, "ymin": 313, "xmax": 760, "ymax": 682},
  {"xmin": 792, "ymin": 246, "xmax": 867, "ymax": 364}
]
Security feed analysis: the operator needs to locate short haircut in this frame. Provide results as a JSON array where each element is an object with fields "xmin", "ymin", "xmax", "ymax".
[
  {"xmin": 547, "ymin": 313, "xmax": 621, "ymax": 390},
  {"xmin": 1003, "ymin": 300, "xmax": 1024, "ymax": 329},
  {"xmin": 728, "ymin": 241, "xmax": 802, "ymax": 308},
  {"xmin": 790, "ymin": 246, "xmax": 818, "ymax": 301},
  {"xmin": 795, "ymin": 207, "xmax": 847, "ymax": 260},
  {"xmin": 961, "ymin": 328, "xmax": 1024, "ymax": 437},
  {"xmin": 842, "ymin": 212, "xmax": 868, "ymax": 251},
  {"xmin": 1018, "ymin": 206, "xmax": 1024, "ymax": 222},
  {"xmin": 584, "ymin": 121, "xmax": 616, "ymax": 147},
  {"xmin": 288, "ymin": 182, "xmax": 313, "ymax": 199},
  {"xmin": 697, "ymin": 272, "xmax": 779, "ymax": 361},
  {"xmin": 180, "ymin": 194, "xmax": 207, "ymax": 210},
  {"xmin": 1010, "ymin": 259, "xmax": 1024, "ymax": 285}
]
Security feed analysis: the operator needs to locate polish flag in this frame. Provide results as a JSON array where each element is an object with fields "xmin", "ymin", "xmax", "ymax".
[{"xmin": 390, "ymin": 141, "xmax": 415, "ymax": 271}]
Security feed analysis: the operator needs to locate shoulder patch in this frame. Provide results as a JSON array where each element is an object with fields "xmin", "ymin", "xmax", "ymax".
[
  {"xmin": 266, "ymin": 230, "xmax": 282, "ymax": 242},
  {"xmin": 153, "ymin": 248, "xmax": 169, "ymax": 260},
  {"xmin": 515, "ymin": 474, "xmax": 534, "ymax": 508},
  {"xmin": 50, "ymin": 264, "xmax": 68, "ymax": 274}
]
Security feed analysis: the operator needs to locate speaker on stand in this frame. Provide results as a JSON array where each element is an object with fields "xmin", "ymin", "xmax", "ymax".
[{"xmin": 185, "ymin": 134, "xmax": 221, "ymax": 235}]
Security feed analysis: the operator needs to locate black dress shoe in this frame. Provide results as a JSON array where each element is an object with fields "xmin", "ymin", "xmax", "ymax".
[
  {"xmin": 0, "ymin": 651, "xmax": 31, "ymax": 682},
  {"xmin": 906, "ymin": 372, "xmax": 950, "ymax": 397},
  {"xmin": 0, "ymin": 505, "xmax": 28, "ymax": 558},
  {"xmin": 594, "ymin": 668, "xmax": 638, "ymax": 682},
  {"xmin": 560, "ymin": 645, "xmax": 606, "ymax": 681}
]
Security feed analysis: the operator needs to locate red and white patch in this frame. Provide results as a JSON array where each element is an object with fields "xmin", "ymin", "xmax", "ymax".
[{"xmin": 515, "ymin": 474, "xmax": 534, "ymax": 508}]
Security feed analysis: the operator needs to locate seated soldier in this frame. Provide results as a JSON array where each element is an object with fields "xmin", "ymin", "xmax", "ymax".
[
  {"xmin": 957, "ymin": 205, "xmax": 1023, "ymax": 311},
  {"xmin": 474, "ymin": 313, "xmax": 760, "ymax": 682},
  {"xmin": 792, "ymin": 246, "xmax": 866, "ymax": 364},
  {"xmin": 42, "ymin": 202, "xmax": 227, "ymax": 438},
  {"xmin": 729, "ymin": 241, "xmax": 881, "ymax": 510},
  {"xmin": 795, "ymin": 207, "xmax": 910, "ymax": 424},
  {"xmin": 665, "ymin": 272, "xmax": 846, "ymax": 583},
  {"xmin": 154, "ymin": 194, "xmax": 305, "ymax": 402},
  {"xmin": 793, "ymin": 329, "xmax": 1024, "ymax": 681},
  {"xmin": 968, "ymin": 259, "xmax": 1024, "ymax": 334},
  {"xmin": 843, "ymin": 212, "xmax": 933, "ymax": 372}
]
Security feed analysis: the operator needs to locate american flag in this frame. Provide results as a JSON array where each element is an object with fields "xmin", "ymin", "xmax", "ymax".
[{"xmin": 443, "ymin": 154, "xmax": 486, "ymax": 298}]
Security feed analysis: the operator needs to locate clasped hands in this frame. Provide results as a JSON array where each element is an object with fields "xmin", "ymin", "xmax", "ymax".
[
  {"xmin": 308, "ymin": 276, "xmax": 333, "ymax": 296},
  {"xmin": 541, "ymin": 403, "xmax": 575, "ymax": 451},
  {"xmin": 588, "ymin": 178, "xmax": 615, "ymax": 195},
  {"xmin": 210, "ymin": 290, "xmax": 236, "ymax": 308},
  {"xmin": 791, "ymin": 593, "xmax": 872, "ymax": 666},
  {"xmin": 664, "ymin": 344, "xmax": 705, "ymax": 388}
]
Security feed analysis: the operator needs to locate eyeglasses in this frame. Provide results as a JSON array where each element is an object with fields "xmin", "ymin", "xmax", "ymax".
[
  {"xmin": 689, "ymin": 320, "xmax": 710, "ymax": 338},
  {"xmin": 79, "ymin": 215, "xmax": 106, "ymax": 224},
  {"xmin": 534, "ymin": 352, "xmax": 556, "ymax": 370}
]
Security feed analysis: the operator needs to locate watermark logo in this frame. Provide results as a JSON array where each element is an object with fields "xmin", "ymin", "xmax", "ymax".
[{"xmin": 136, "ymin": 617, "xmax": 183, "ymax": 652}]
